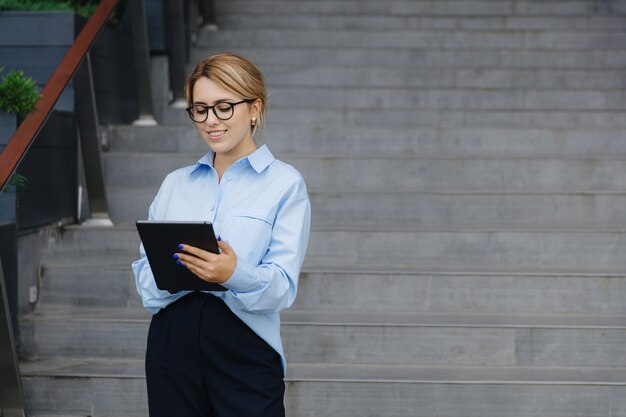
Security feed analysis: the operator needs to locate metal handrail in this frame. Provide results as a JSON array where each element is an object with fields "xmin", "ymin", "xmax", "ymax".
[{"xmin": 0, "ymin": 0, "xmax": 120, "ymax": 193}]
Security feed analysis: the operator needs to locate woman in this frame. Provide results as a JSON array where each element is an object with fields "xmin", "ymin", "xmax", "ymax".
[{"xmin": 132, "ymin": 52, "xmax": 311, "ymax": 417}]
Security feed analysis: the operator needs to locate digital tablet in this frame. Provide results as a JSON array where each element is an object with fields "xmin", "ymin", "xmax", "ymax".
[{"xmin": 136, "ymin": 220, "xmax": 227, "ymax": 292}]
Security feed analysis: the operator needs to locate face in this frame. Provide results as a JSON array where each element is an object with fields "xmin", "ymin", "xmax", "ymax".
[{"xmin": 190, "ymin": 77, "xmax": 260, "ymax": 161}]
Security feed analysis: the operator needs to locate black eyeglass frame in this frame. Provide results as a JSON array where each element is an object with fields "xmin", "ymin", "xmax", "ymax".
[{"xmin": 185, "ymin": 99, "xmax": 256, "ymax": 123}]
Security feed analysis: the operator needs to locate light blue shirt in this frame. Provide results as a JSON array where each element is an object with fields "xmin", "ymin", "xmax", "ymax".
[{"xmin": 132, "ymin": 144, "xmax": 311, "ymax": 373}]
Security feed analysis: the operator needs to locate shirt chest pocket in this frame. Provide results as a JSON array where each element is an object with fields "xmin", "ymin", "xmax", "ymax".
[{"xmin": 225, "ymin": 210, "xmax": 274, "ymax": 265}]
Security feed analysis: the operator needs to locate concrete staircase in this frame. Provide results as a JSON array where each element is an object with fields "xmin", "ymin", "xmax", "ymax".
[{"xmin": 19, "ymin": 0, "xmax": 626, "ymax": 415}]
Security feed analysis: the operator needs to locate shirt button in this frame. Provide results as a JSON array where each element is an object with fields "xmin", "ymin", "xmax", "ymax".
[
  {"xmin": 226, "ymin": 176, "xmax": 232, "ymax": 181},
  {"xmin": 210, "ymin": 206, "xmax": 215, "ymax": 211}
]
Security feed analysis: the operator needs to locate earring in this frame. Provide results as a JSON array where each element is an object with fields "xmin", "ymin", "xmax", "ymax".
[{"xmin": 251, "ymin": 117, "xmax": 257, "ymax": 126}]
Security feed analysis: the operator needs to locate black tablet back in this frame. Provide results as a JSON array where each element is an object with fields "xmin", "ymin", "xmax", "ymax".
[{"xmin": 136, "ymin": 221, "xmax": 227, "ymax": 292}]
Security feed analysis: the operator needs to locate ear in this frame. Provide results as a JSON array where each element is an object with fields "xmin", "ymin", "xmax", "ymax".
[{"xmin": 250, "ymin": 98, "xmax": 261, "ymax": 118}]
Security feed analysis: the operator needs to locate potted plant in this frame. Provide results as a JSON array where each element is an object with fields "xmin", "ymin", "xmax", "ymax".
[{"xmin": 0, "ymin": 67, "xmax": 40, "ymax": 123}]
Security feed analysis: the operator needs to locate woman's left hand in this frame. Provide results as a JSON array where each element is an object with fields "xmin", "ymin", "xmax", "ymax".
[{"xmin": 174, "ymin": 239, "xmax": 237, "ymax": 284}]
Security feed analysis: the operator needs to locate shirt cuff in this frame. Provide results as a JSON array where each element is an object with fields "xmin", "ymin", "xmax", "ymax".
[{"xmin": 222, "ymin": 259, "xmax": 258, "ymax": 293}]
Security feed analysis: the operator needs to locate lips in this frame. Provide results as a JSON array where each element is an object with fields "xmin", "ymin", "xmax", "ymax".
[{"xmin": 207, "ymin": 130, "xmax": 226, "ymax": 140}]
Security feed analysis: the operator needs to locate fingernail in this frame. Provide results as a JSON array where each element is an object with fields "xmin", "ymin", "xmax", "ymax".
[
  {"xmin": 178, "ymin": 244, "xmax": 184, "ymax": 250},
  {"xmin": 176, "ymin": 260, "xmax": 182, "ymax": 265},
  {"xmin": 217, "ymin": 235, "xmax": 222, "ymax": 242},
  {"xmin": 173, "ymin": 254, "xmax": 179, "ymax": 260}
]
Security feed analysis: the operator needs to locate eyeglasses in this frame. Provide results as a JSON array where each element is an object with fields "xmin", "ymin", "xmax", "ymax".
[{"xmin": 185, "ymin": 99, "xmax": 256, "ymax": 123}]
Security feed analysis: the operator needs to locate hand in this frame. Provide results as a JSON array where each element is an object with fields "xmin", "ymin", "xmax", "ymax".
[{"xmin": 174, "ymin": 239, "xmax": 237, "ymax": 284}]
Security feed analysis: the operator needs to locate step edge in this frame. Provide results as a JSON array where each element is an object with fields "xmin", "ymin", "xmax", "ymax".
[
  {"xmin": 37, "ymin": 259, "xmax": 626, "ymax": 278},
  {"xmin": 20, "ymin": 359, "xmax": 626, "ymax": 385},
  {"xmin": 21, "ymin": 309, "xmax": 626, "ymax": 329}
]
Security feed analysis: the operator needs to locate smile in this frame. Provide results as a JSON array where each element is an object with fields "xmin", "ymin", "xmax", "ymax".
[{"xmin": 208, "ymin": 130, "xmax": 226, "ymax": 139}]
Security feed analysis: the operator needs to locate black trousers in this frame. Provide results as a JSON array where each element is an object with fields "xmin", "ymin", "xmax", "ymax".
[{"xmin": 145, "ymin": 292, "xmax": 285, "ymax": 417}]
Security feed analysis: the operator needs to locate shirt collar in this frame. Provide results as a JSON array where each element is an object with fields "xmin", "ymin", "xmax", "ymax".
[
  {"xmin": 189, "ymin": 144, "xmax": 274, "ymax": 175},
  {"xmin": 247, "ymin": 144, "xmax": 275, "ymax": 173}
]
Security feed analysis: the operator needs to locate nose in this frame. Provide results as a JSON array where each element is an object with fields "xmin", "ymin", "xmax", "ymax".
[{"xmin": 205, "ymin": 108, "xmax": 220, "ymax": 125}]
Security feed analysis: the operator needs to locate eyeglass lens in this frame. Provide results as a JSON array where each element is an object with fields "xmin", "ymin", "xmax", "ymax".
[{"xmin": 188, "ymin": 103, "xmax": 235, "ymax": 122}]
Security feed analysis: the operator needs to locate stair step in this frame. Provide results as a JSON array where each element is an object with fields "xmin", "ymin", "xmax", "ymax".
[
  {"xmin": 40, "ymin": 251, "xmax": 626, "ymax": 277},
  {"xmin": 216, "ymin": 14, "xmax": 626, "ymax": 31},
  {"xmin": 193, "ymin": 46, "xmax": 626, "ymax": 69},
  {"xmin": 288, "ymin": 362, "xmax": 626, "ymax": 385},
  {"xmin": 285, "ymin": 364, "xmax": 626, "ymax": 417},
  {"xmin": 214, "ymin": 0, "xmax": 626, "ymax": 17},
  {"xmin": 306, "ymin": 191, "xmax": 626, "ymax": 229},
  {"xmin": 197, "ymin": 29, "xmax": 626, "ymax": 50},
  {"xmin": 44, "ymin": 225, "xmax": 626, "ymax": 271},
  {"xmin": 21, "ymin": 358, "xmax": 147, "ymax": 417},
  {"xmin": 106, "ymin": 187, "xmax": 153, "ymax": 224},
  {"xmin": 21, "ymin": 357, "xmax": 626, "ymax": 417},
  {"xmin": 259, "ymin": 67, "xmax": 626, "ymax": 89},
  {"xmin": 103, "ymin": 152, "xmax": 626, "ymax": 191},
  {"xmin": 251, "ymin": 87, "xmax": 626, "ymax": 111},
  {"xmin": 19, "ymin": 307, "xmax": 626, "ymax": 367},
  {"xmin": 37, "ymin": 250, "xmax": 626, "ymax": 314},
  {"xmin": 294, "ymin": 270, "xmax": 626, "ymax": 316},
  {"xmin": 37, "ymin": 253, "xmax": 626, "ymax": 315},
  {"xmin": 19, "ymin": 307, "xmax": 150, "ymax": 360},
  {"xmin": 29, "ymin": 415, "xmax": 89, "ymax": 417},
  {"xmin": 107, "ymin": 186, "xmax": 626, "ymax": 229},
  {"xmin": 22, "ymin": 357, "xmax": 626, "ymax": 384},
  {"xmin": 39, "ymin": 262, "xmax": 140, "ymax": 308},
  {"xmin": 107, "ymin": 125, "xmax": 626, "ymax": 157},
  {"xmin": 303, "ymin": 228, "xmax": 626, "ymax": 270},
  {"xmin": 284, "ymin": 311, "xmax": 626, "ymax": 367}
]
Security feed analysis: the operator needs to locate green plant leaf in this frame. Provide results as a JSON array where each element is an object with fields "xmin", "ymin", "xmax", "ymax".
[
  {"xmin": 8, "ymin": 173, "xmax": 27, "ymax": 189},
  {"xmin": 0, "ymin": 69, "xmax": 41, "ymax": 117}
]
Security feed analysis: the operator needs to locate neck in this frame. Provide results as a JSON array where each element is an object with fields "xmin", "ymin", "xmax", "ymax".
[{"xmin": 213, "ymin": 142, "xmax": 257, "ymax": 180}]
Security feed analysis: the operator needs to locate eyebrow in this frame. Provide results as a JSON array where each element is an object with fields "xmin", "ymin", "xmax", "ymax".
[{"xmin": 192, "ymin": 98, "xmax": 237, "ymax": 105}]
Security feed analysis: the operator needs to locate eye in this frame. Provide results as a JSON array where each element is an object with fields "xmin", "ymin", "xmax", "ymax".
[
  {"xmin": 216, "ymin": 103, "xmax": 232, "ymax": 113},
  {"xmin": 194, "ymin": 106, "xmax": 208, "ymax": 114}
]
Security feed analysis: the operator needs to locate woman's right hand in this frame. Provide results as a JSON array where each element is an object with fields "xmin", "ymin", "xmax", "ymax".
[{"xmin": 174, "ymin": 239, "xmax": 237, "ymax": 284}]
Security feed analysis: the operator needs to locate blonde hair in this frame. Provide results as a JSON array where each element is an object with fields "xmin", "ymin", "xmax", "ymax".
[{"xmin": 185, "ymin": 52, "xmax": 267, "ymax": 136}]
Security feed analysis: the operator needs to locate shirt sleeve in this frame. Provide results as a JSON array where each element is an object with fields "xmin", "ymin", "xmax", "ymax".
[
  {"xmin": 222, "ymin": 177, "xmax": 311, "ymax": 313},
  {"xmin": 131, "ymin": 182, "xmax": 190, "ymax": 315}
]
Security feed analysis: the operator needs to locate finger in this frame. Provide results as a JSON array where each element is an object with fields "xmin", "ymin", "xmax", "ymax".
[
  {"xmin": 175, "ymin": 251, "xmax": 219, "ymax": 268},
  {"xmin": 178, "ymin": 255, "xmax": 220, "ymax": 283},
  {"xmin": 183, "ymin": 261, "xmax": 210, "ymax": 282},
  {"xmin": 177, "ymin": 244, "xmax": 212, "ymax": 261},
  {"xmin": 174, "ymin": 253, "xmax": 195, "ymax": 268},
  {"xmin": 217, "ymin": 238, "xmax": 233, "ymax": 255},
  {"xmin": 175, "ymin": 252, "xmax": 213, "ymax": 270},
  {"xmin": 173, "ymin": 252, "xmax": 192, "ymax": 265}
]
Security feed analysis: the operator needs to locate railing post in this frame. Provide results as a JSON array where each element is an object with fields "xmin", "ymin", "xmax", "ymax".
[
  {"xmin": 130, "ymin": 0, "xmax": 158, "ymax": 126},
  {"xmin": 184, "ymin": 0, "xmax": 192, "ymax": 63},
  {"xmin": 74, "ymin": 53, "xmax": 113, "ymax": 227},
  {"xmin": 199, "ymin": 0, "xmax": 217, "ymax": 30},
  {"xmin": 164, "ymin": 0, "xmax": 188, "ymax": 108},
  {"xmin": 0, "ymin": 255, "xmax": 26, "ymax": 417}
]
